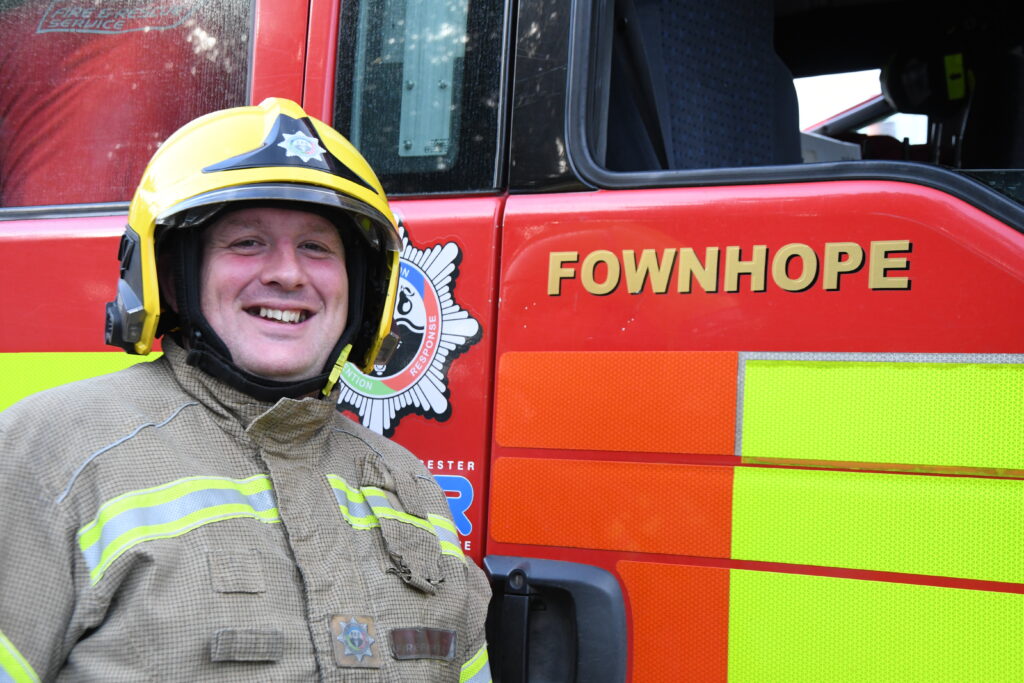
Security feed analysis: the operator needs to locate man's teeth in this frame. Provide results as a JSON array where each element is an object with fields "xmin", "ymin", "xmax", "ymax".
[{"xmin": 258, "ymin": 307, "xmax": 307, "ymax": 323}]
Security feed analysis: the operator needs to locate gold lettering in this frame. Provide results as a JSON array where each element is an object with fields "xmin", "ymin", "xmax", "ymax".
[
  {"xmin": 869, "ymin": 240, "xmax": 912, "ymax": 289},
  {"xmin": 550, "ymin": 241, "xmax": 910, "ymax": 296},
  {"xmin": 724, "ymin": 245, "xmax": 767, "ymax": 292},
  {"xmin": 624, "ymin": 249, "xmax": 676, "ymax": 294},
  {"xmin": 678, "ymin": 247, "xmax": 719, "ymax": 293},
  {"xmin": 822, "ymin": 242, "xmax": 865, "ymax": 290},
  {"xmin": 547, "ymin": 251, "xmax": 578, "ymax": 295},
  {"xmin": 772, "ymin": 243, "xmax": 818, "ymax": 292},
  {"xmin": 581, "ymin": 250, "xmax": 621, "ymax": 295}
]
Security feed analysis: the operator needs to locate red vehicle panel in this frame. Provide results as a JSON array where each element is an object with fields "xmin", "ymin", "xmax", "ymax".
[
  {"xmin": 3, "ymin": 0, "xmax": 1023, "ymax": 680},
  {"xmin": 498, "ymin": 182, "xmax": 1024, "ymax": 355}
]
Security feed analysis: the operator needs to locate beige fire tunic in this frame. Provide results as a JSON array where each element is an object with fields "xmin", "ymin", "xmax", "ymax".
[{"xmin": 0, "ymin": 341, "xmax": 491, "ymax": 682}]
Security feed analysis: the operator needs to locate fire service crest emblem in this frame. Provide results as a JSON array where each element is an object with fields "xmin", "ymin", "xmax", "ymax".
[{"xmin": 338, "ymin": 222, "xmax": 480, "ymax": 435}]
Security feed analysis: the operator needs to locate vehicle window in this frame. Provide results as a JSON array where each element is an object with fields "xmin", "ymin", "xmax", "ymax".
[
  {"xmin": 796, "ymin": 70, "xmax": 884, "ymax": 132},
  {"xmin": 334, "ymin": 0, "xmax": 507, "ymax": 195},
  {"xmin": 0, "ymin": 0, "xmax": 251, "ymax": 208},
  {"xmin": 795, "ymin": 69, "xmax": 927, "ymax": 163},
  {"xmin": 857, "ymin": 114, "xmax": 928, "ymax": 147},
  {"xmin": 590, "ymin": 0, "xmax": 1024, "ymax": 176}
]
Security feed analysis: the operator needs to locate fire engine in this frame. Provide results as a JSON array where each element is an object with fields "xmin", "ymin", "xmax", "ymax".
[{"xmin": 1, "ymin": 0, "xmax": 1021, "ymax": 680}]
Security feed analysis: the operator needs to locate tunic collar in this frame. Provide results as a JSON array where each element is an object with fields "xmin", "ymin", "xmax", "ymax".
[{"xmin": 163, "ymin": 339, "xmax": 338, "ymax": 448}]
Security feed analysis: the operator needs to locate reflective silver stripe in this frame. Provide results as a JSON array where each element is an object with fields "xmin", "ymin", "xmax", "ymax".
[
  {"xmin": 360, "ymin": 487, "xmax": 391, "ymax": 510},
  {"xmin": 80, "ymin": 488, "xmax": 277, "ymax": 572},
  {"xmin": 77, "ymin": 476, "xmax": 278, "ymax": 584},
  {"xmin": 429, "ymin": 513, "xmax": 467, "ymax": 563},
  {"xmin": 326, "ymin": 475, "xmax": 379, "ymax": 529},
  {"xmin": 459, "ymin": 644, "xmax": 491, "ymax": 683},
  {"xmin": 360, "ymin": 486, "xmax": 435, "ymax": 533},
  {"xmin": 327, "ymin": 478, "xmax": 466, "ymax": 560},
  {"xmin": 0, "ymin": 630, "xmax": 40, "ymax": 683},
  {"xmin": 431, "ymin": 516, "xmax": 460, "ymax": 548}
]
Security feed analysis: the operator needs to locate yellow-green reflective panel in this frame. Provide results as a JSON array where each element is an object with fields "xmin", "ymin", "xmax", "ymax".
[
  {"xmin": 729, "ymin": 570, "xmax": 1023, "ymax": 682},
  {"xmin": 732, "ymin": 467, "xmax": 1024, "ymax": 583},
  {"xmin": 0, "ymin": 352, "xmax": 157, "ymax": 412},
  {"xmin": 742, "ymin": 359, "xmax": 1024, "ymax": 470}
]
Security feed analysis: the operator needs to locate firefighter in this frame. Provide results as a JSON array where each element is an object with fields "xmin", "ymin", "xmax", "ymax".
[{"xmin": 0, "ymin": 98, "xmax": 491, "ymax": 682}]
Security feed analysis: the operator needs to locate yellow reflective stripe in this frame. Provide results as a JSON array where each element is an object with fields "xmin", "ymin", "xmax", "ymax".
[
  {"xmin": 326, "ymin": 475, "xmax": 380, "ymax": 529},
  {"xmin": 0, "ymin": 630, "xmax": 40, "ymax": 683},
  {"xmin": 0, "ymin": 352, "xmax": 156, "ymax": 413},
  {"xmin": 439, "ymin": 541, "xmax": 466, "ymax": 562},
  {"xmin": 429, "ymin": 513, "xmax": 467, "ymax": 563},
  {"xmin": 459, "ymin": 644, "xmax": 491, "ymax": 683},
  {"xmin": 78, "ymin": 475, "xmax": 273, "ymax": 548},
  {"xmin": 429, "ymin": 513, "xmax": 458, "ymax": 535},
  {"xmin": 360, "ymin": 486, "xmax": 436, "ymax": 533},
  {"xmin": 729, "ymin": 570, "xmax": 1024, "ymax": 681},
  {"xmin": 732, "ymin": 467, "xmax": 1024, "ymax": 582},
  {"xmin": 740, "ymin": 353, "xmax": 1024, "ymax": 471},
  {"xmin": 77, "ymin": 476, "xmax": 279, "ymax": 585},
  {"xmin": 359, "ymin": 486, "xmax": 466, "ymax": 562}
]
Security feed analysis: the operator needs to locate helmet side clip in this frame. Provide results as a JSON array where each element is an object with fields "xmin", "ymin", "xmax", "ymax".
[{"xmin": 105, "ymin": 229, "xmax": 149, "ymax": 353}]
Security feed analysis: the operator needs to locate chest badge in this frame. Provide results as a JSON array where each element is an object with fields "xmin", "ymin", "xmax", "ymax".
[{"xmin": 329, "ymin": 615, "xmax": 382, "ymax": 668}]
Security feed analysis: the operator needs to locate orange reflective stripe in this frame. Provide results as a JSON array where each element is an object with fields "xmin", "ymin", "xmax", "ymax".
[
  {"xmin": 489, "ymin": 458, "xmax": 733, "ymax": 557},
  {"xmin": 495, "ymin": 351, "xmax": 737, "ymax": 454},
  {"xmin": 618, "ymin": 561, "xmax": 729, "ymax": 683}
]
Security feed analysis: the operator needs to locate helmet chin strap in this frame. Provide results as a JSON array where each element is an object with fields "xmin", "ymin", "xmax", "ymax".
[
  {"xmin": 168, "ymin": 219, "xmax": 367, "ymax": 403},
  {"xmin": 184, "ymin": 331, "xmax": 339, "ymax": 401}
]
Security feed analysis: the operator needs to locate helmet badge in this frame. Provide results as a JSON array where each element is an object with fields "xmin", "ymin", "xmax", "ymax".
[
  {"xmin": 278, "ymin": 130, "xmax": 326, "ymax": 163},
  {"xmin": 202, "ymin": 113, "xmax": 377, "ymax": 193}
]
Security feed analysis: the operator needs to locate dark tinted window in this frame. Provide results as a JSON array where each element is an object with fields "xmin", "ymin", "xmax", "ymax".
[{"xmin": 591, "ymin": 0, "xmax": 1024, "ymax": 176}]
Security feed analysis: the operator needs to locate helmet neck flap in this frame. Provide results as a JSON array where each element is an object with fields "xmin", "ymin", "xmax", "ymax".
[{"xmin": 164, "ymin": 207, "xmax": 368, "ymax": 403}]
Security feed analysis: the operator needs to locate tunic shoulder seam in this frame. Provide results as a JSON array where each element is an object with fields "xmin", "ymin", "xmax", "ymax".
[{"xmin": 56, "ymin": 401, "xmax": 200, "ymax": 504}]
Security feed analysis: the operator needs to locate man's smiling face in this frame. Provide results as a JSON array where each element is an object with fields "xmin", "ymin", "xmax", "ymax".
[{"xmin": 199, "ymin": 206, "xmax": 349, "ymax": 382}]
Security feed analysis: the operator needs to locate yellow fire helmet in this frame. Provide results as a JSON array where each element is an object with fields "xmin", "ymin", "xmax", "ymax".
[{"xmin": 105, "ymin": 97, "xmax": 401, "ymax": 401}]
